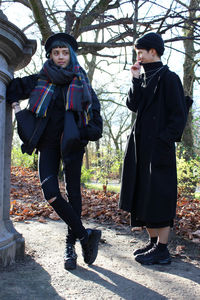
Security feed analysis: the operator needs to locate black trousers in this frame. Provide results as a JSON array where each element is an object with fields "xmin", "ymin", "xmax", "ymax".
[{"xmin": 39, "ymin": 144, "xmax": 84, "ymax": 244}]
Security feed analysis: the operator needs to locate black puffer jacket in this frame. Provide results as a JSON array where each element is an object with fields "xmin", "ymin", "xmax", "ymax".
[{"xmin": 6, "ymin": 74, "xmax": 102, "ymax": 155}]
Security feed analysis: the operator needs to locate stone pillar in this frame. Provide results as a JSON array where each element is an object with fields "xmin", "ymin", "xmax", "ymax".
[{"xmin": 0, "ymin": 11, "xmax": 36, "ymax": 266}]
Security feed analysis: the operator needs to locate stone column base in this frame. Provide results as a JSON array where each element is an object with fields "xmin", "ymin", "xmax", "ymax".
[{"xmin": 0, "ymin": 220, "xmax": 25, "ymax": 266}]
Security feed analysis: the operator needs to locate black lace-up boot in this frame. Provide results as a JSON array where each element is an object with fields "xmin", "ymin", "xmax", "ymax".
[
  {"xmin": 135, "ymin": 244, "xmax": 171, "ymax": 265},
  {"xmin": 133, "ymin": 241, "xmax": 155, "ymax": 256},
  {"xmin": 64, "ymin": 244, "xmax": 77, "ymax": 270},
  {"xmin": 133, "ymin": 237, "xmax": 158, "ymax": 256}
]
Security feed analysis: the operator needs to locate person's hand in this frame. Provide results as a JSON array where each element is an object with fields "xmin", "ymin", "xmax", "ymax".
[
  {"xmin": 11, "ymin": 102, "xmax": 21, "ymax": 113},
  {"xmin": 130, "ymin": 61, "xmax": 141, "ymax": 78}
]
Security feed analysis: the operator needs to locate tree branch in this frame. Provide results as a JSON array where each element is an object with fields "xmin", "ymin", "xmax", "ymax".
[
  {"xmin": 28, "ymin": 0, "xmax": 53, "ymax": 43},
  {"xmin": 9, "ymin": 0, "xmax": 31, "ymax": 8},
  {"xmin": 80, "ymin": 17, "xmax": 133, "ymax": 33},
  {"xmin": 73, "ymin": 0, "xmax": 114, "ymax": 37}
]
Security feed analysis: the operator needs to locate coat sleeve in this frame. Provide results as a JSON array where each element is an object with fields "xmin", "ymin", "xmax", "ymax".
[
  {"xmin": 159, "ymin": 72, "xmax": 187, "ymax": 143},
  {"xmin": 6, "ymin": 74, "xmax": 38, "ymax": 104},
  {"xmin": 126, "ymin": 78, "xmax": 143, "ymax": 112},
  {"xmin": 79, "ymin": 88, "xmax": 103, "ymax": 141}
]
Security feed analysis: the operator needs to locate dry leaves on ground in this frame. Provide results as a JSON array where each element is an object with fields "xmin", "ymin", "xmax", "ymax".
[
  {"xmin": 175, "ymin": 196, "xmax": 200, "ymax": 243},
  {"xmin": 10, "ymin": 166, "xmax": 200, "ymax": 243}
]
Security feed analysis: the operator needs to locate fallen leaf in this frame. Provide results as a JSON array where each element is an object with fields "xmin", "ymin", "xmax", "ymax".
[
  {"xmin": 176, "ymin": 245, "xmax": 185, "ymax": 254},
  {"xmin": 191, "ymin": 238, "xmax": 200, "ymax": 244},
  {"xmin": 49, "ymin": 211, "xmax": 60, "ymax": 220},
  {"xmin": 131, "ymin": 227, "xmax": 143, "ymax": 232},
  {"xmin": 38, "ymin": 216, "xmax": 47, "ymax": 223},
  {"xmin": 191, "ymin": 230, "xmax": 200, "ymax": 238}
]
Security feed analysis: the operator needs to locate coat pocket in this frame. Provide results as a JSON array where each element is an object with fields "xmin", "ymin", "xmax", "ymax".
[{"xmin": 152, "ymin": 137, "xmax": 174, "ymax": 167}]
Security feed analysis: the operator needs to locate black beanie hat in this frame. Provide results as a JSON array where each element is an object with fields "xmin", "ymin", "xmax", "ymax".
[
  {"xmin": 45, "ymin": 33, "xmax": 78, "ymax": 57},
  {"xmin": 134, "ymin": 32, "xmax": 165, "ymax": 56}
]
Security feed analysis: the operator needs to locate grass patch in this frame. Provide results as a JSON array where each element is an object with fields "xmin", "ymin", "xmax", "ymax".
[
  {"xmin": 195, "ymin": 191, "xmax": 200, "ymax": 200},
  {"xmin": 85, "ymin": 183, "xmax": 120, "ymax": 193}
]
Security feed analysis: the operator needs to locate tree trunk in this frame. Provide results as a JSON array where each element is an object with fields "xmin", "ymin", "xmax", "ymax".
[
  {"xmin": 181, "ymin": 0, "xmax": 198, "ymax": 160},
  {"xmin": 85, "ymin": 146, "xmax": 90, "ymax": 169},
  {"xmin": 28, "ymin": 0, "xmax": 53, "ymax": 43},
  {"xmin": 96, "ymin": 139, "xmax": 101, "ymax": 167}
]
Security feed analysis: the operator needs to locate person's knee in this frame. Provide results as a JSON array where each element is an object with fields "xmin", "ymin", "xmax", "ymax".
[
  {"xmin": 41, "ymin": 175, "xmax": 59, "ymax": 201},
  {"xmin": 48, "ymin": 196, "xmax": 57, "ymax": 204}
]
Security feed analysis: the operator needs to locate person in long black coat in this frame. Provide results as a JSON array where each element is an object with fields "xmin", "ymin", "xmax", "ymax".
[
  {"xmin": 6, "ymin": 33, "xmax": 102, "ymax": 270},
  {"xmin": 119, "ymin": 32, "xmax": 189, "ymax": 265}
]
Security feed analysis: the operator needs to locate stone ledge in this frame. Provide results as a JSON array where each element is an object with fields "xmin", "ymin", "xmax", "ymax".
[{"xmin": 0, "ymin": 14, "xmax": 37, "ymax": 71}]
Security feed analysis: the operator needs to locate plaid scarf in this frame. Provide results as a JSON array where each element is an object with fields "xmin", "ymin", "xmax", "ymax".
[{"xmin": 28, "ymin": 59, "xmax": 92, "ymax": 127}]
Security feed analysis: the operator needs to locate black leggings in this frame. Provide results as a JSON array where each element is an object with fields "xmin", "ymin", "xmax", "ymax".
[{"xmin": 39, "ymin": 145, "xmax": 85, "ymax": 244}]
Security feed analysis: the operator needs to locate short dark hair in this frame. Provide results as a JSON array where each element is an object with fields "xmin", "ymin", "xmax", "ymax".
[
  {"xmin": 134, "ymin": 45, "xmax": 162, "ymax": 58},
  {"xmin": 134, "ymin": 32, "xmax": 165, "ymax": 57},
  {"xmin": 46, "ymin": 40, "xmax": 69, "ymax": 58}
]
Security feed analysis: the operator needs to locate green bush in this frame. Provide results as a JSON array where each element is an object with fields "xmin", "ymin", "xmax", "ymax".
[
  {"xmin": 81, "ymin": 165, "xmax": 92, "ymax": 184},
  {"xmin": 11, "ymin": 146, "xmax": 37, "ymax": 170},
  {"xmin": 177, "ymin": 155, "xmax": 200, "ymax": 198},
  {"xmin": 90, "ymin": 148, "xmax": 123, "ymax": 185}
]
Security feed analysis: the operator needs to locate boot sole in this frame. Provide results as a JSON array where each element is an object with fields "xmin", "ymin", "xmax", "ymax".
[
  {"xmin": 135, "ymin": 257, "xmax": 171, "ymax": 265},
  {"xmin": 64, "ymin": 259, "xmax": 77, "ymax": 270}
]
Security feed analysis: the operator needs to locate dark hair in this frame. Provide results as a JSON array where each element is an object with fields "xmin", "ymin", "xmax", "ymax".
[
  {"xmin": 46, "ymin": 40, "xmax": 69, "ymax": 58},
  {"xmin": 134, "ymin": 45, "xmax": 162, "ymax": 57},
  {"xmin": 134, "ymin": 32, "xmax": 164, "ymax": 57}
]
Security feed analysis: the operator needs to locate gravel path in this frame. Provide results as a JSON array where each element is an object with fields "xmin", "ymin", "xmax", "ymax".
[{"xmin": 0, "ymin": 219, "xmax": 200, "ymax": 300}]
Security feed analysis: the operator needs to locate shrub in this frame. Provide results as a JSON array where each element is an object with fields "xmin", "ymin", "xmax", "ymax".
[
  {"xmin": 81, "ymin": 165, "xmax": 92, "ymax": 184},
  {"xmin": 11, "ymin": 146, "xmax": 38, "ymax": 170},
  {"xmin": 177, "ymin": 155, "xmax": 200, "ymax": 198}
]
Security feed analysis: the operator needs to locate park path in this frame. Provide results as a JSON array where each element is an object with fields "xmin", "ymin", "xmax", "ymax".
[{"xmin": 0, "ymin": 219, "xmax": 200, "ymax": 300}]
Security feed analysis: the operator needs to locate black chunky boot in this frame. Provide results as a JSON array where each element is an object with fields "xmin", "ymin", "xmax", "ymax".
[
  {"xmin": 135, "ymin": 245, "xmax": 171, "ymax": 265},
  {"xmin": 134, "ymin": 237, "xmax": 158, "ymax": 256},
  {"xmin": 64, "ymin": 244, "xmax": 77, "ymax": 270},
  {"xmin": 81, "ymin": 228, "xmax": 101, "ymax": 265},
  {"xmin": 133, "ymin": 242, "xmax": 155, "ymax": 256}
]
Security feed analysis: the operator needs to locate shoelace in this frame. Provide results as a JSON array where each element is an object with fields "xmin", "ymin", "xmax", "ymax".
[{"xmin": 65, "ymin": 245, "xmax": 77, "ymax": 259}]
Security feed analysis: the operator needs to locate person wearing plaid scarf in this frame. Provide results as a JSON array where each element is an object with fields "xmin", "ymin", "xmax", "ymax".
[
  {"xmin": 6, "ymin": 33, "xmax": 102, "ymax": 271},
  {"xmin": 29, "ymin": 47, "xmax": 92, "ymax": 126}
]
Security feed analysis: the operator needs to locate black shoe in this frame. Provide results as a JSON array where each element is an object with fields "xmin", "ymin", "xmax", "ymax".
[
  {"xmin": 64, "ymin": 244, "xmax": 77, "ymax": 270},
  {"xmin": 81, "ymin": 229, "xmax": 101, "ymax": 265},
  {"xmin": 133, "ymin": 242, "xmax": 155, "ymax": 256},
  {"xmin": 135, "ymin": 245, "xmax": 171, "ymax": 265}
]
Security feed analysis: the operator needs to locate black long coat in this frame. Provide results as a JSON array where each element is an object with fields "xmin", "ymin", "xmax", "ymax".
[
  {"xmin": 6, "ymin": 74, "xmax": 102, "ymax": 156},
  {"xmin": 119, "ymin": 65, "xmax": 188, "ymax": 225}
]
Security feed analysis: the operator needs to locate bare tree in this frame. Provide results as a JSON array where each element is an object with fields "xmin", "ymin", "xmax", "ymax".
[
  {"xmin": 2, "ymin": 0, "xmax": 200, "ymax": 55},
  {"xmin": 2, "ymin": 0, "xmax": 200, "ymax": 161},
  {"xmin": 175, "ymin": 0, "xmax": 200, "ymax": 159}
]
